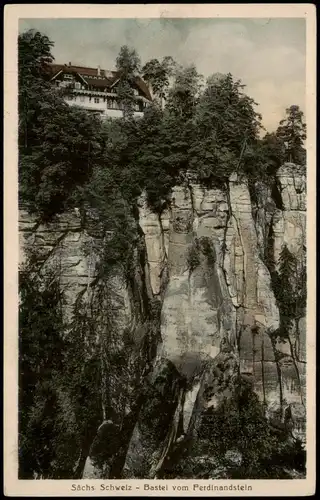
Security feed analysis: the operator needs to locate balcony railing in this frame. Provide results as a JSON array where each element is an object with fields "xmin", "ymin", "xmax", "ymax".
[{"xmin": 60, "ymin": 83, "xmax": 150, "ymax": 103}]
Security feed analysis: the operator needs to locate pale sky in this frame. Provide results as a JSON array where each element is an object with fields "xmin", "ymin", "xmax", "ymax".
[{"xmin": 19, "ymin": 18, "xmax": 306, "ymax": 132}]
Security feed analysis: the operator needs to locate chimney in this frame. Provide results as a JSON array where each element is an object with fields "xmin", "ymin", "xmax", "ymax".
[
  {"xmin": 68, "ymin": 62, "xmax": 71, "ymax": 67},
  {"xmin": 97, "ymin": 65, "xmax": 101, "ymax": 77}
]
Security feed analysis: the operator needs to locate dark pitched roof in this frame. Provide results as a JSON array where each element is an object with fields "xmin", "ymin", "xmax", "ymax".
[
  {"xmin": 49, "ymin": 63, "xmax": 117, "ymax": 79},
  {"xmin": 48, "ymin": 63, "xmax": 152, "ymax": 101},
  {"xmin": 134, "ymin": 76, "xmax": 152, "ymax": 101},
  {"xmin": 85, "ymin": 77, "xmax": 113, "ymax": 88}
]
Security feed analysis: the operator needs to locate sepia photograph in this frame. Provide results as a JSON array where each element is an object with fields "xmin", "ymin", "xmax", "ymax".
[{"xmin": 4, "ymin": 4, "xmax": 316, "ymax": 496}]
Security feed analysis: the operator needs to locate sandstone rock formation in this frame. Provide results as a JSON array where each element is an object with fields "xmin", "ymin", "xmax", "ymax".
[{"xmin": 19, "ymin": 163, "xmax": 307, "ymax": 478}]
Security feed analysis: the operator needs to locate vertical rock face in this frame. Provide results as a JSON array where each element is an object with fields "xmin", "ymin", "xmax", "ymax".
[
  {"xmin": 19, "ymin": 163, "xmax": 307, "ymax": 479},
  {"xmin": 273, "ymin": 164, "xmax": 307, "ymax": 439},
  {"xmin": 159, "ymin": 184, "xmax": 235, "ymax": 366},
  {"xmin": 137, "ymin": 194, "xmax": 168, "ymax": 297},
  {"xmin": 273, "ymin": 163, "xmax": 306, "ymax": 266},
  {"xmin": 19, "ymin": 210, "xmax": 95, "ymax": 323}
]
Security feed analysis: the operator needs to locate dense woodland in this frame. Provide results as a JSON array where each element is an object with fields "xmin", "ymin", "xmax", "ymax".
[
  {"xmin": 19, "ymin": 29, "xmax": 306, "ymax": 220},
  {"xmin": 18, "ymin": 30, "xmax": 307, "ymax": 479}
]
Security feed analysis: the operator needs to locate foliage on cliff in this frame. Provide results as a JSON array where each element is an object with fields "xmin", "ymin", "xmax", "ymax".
[
  {"xmin": 271, "ymin": 244, "xmax": 307, "ymax": 340},
  {"xmin": 19, "ymin": 30, "xmax": 103, "ymax": 219},
  {"xmin": 116, "ymin": 45, "xmax": 142, "ymax": 120},
  {"xmin": 189, "ymin": 73, "xmax": 263, "ymax": 186},
  {"xmin": 19, "ymin": 258, "xmax": 113, "ymax": 479},
  {"xmin": 276, "ymin": 105, "xmax": 307, "ymax": 165},
  {"xmin": 19, "ymin": 261, "xmax": 69, "ymax": 478},
  {"xmin": 163, "ymin": 377, "xmax": 306, "ymax": 479},
  {"xmin": 196, "ymin": 378, "xmax": 303, "ymax": 479},
  {"xmin": 142, "ymin": 55, "xmax": 176, "ymax": 106}
]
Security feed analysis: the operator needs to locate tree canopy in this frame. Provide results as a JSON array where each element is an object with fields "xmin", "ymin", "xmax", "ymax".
[
  {"xmin": 19, "ymin": 29, "xmax": 307, "ymax": 221},
  {"xmin": 18, "ymin": 30, "xmax": 102, "ymax": 219},
  {"xmin": 115, "ymin": 45, "xmax": 142, "ymax": 120},
  {"xmin": 276, "ymin": 105, "xmax": 306, "ymax": 165},
  {"xmin": 142, "ymin": 56, "xmax": 177, "ymax": 107},
  {"xmin": 189, "ymin": 73, "xmax": 263, "ymax": 186}
]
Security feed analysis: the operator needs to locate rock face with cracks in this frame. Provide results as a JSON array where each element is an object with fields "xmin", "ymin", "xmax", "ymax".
[{"xmin": 19, "ymin": 163, "xmax": 306, "ymax": 479}]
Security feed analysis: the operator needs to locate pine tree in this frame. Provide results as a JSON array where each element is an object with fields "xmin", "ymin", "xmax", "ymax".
[
  {"xmin": 19, "ymin": 263, "xmax": 66, "ymax": 478},
  {"xmin": 165, "ymin": 64, "xmax": 202, "ymax": 119},
  {"xmin": 116, "ymin": 45, "xmax": 141, "ymax": 120},
  {"xmin": 189, "ymin": 73, "xmax": 262, "ymax": 186},
  {"xmin": 19, "ymin": 30, "xmax": 103, "ymax": 219},
  {"xmin": 258, "ymin": 132, "xmax": 286, "ymax": 176},
  {"xmin": 276, "ymin": 105, "xmax": 306, "ymax": 165},
  {"xmin": 277, "ymin": 244, "xmax": 298, "ymax": 337}
]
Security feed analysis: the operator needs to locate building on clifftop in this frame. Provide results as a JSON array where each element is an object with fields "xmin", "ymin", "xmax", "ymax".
[{"xmin": 48, "ymin": 62, "xmax": 153, "ymax": 118}]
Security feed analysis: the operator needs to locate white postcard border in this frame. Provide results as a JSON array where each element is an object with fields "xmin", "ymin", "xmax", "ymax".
[{"xmin": 4, "ymin": 4, "xmax": 317, "ymax": 496}]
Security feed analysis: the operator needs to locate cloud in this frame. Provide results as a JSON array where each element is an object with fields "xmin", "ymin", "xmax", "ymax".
[{"xmin": 19, "ymin": 17, "xmax": 305, "ymax": 131}]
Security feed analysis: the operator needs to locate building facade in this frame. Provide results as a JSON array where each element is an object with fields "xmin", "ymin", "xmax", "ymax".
[{"xmin": 48, "ymin": 62, "xmax": 152, "ymax": 118}]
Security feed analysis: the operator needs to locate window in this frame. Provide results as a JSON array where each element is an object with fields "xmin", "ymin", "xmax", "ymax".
[
  {"xmin": 80, "ymin": 95, "xmax": 85, "ymax": 102},
  {"xmin": 108, "ymin": 99, "xmax": 115, "ymax": 109},
  {"xmin": 74, "ymin": 82, "xmax": 81, "ymax": 89},
  {"xmin": 64, "ymin": 74, "xmax": 73, "ymax": 80},
  {"xmin": 94, "ymin": 97, "xmax": 100, "ymax": 103}
]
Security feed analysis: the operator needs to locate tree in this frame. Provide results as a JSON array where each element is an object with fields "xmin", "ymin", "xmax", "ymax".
[
  {"xmin": 60, "ymin": 297, "xmax": 106, "ymax": 477},
  {"xmin": 189, "ymin": 73, "xmax": 262, "ymax": 186},
  {"xmin": 18, "ymin": 29, "xmax": 54, "ymax": 77},
  {"xmin": 19, "ymin": 104, "xmax": 102, "ymax": 218},
  {"xmin": 142, "ymin": 59, "xmax": 167, "ymax": 99},
  {"xmin": 198, "ymin": 378, "xmax": 280, "ymax": 477},
  {"xmin": 19, "ymin": 262, "xmax": 66, "ymax": 478},
  {"xmin": 18, "ymin": 29, "xmax": 103, "ymax": 219},
  {"xmin": 162, "ymin": 56, "xmax": 177, "ymax": 76},
  {"xmin": 116, "ymin": 45, "xmax": 141, "ymax": 77},
  {"xmin": 134, "ymin": 105, "xmax": 173, "ymax": 210},
  {"xmin": 295, "ymin": 252, "xmax": 307, "ymax": 322},
  {"xmin": 142, "ymin": 56, "xmax": 177, "ymax": 109},
  {"xmin": 276, "ymin": 105, "xmax": 306, "ymax": 165},
  {"xmin": 116, "ymin": 45, "xmax": 141, "ymax": 120},
  {"xmin": 258, "ymin": 132, "xmax": 286, "ymax": 176},
  {"xmin": 151, "ymin": 65, "xmax": 201, "ymax": 182},
  {"xmin": 276, "ymin": 244, "xmax": 298, "ymax": 337},
  {"xmin": 18, "ymin": 30, "xmax": 54, "ymax": 150},
  {"xmin": 166, "ymin": 64, "xmax": 202, "ymax": 119},
  {"xmin": 19, "ymin": 256, "xmax": 110, "ymax": 479}
]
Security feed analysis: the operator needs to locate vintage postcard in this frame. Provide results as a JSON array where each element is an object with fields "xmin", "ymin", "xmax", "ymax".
[{"xmin": 4, "ymin": 4, "xmax": 316, "ymax": 497}]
